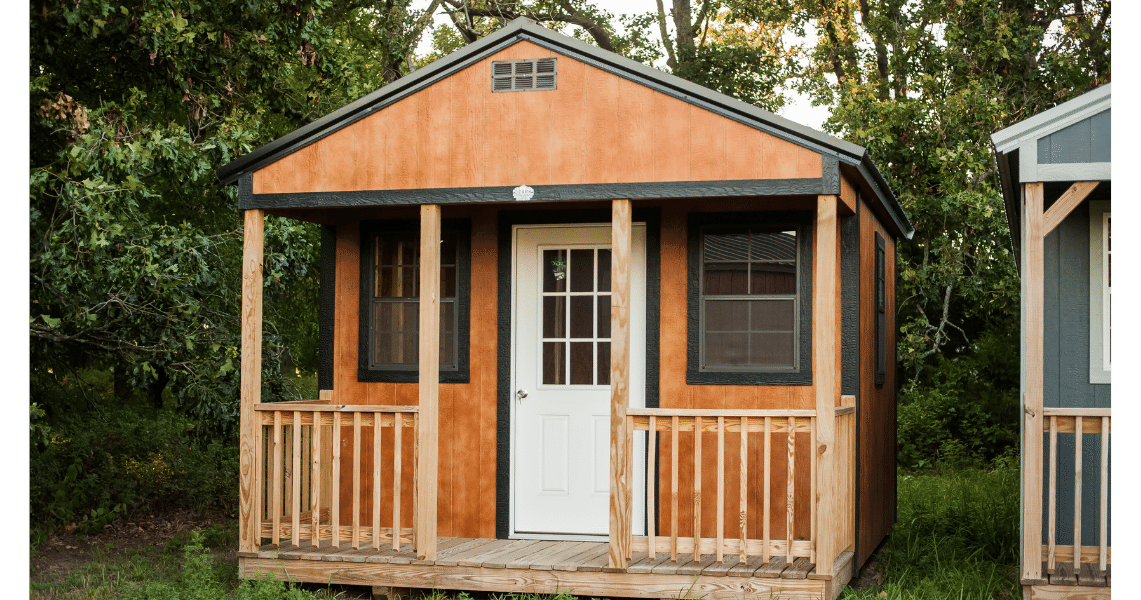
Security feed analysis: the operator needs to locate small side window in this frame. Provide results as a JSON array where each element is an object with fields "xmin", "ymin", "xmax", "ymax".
[{"xmin": 875, "ymin": 233, "xmax": 886, "ymax": 386}]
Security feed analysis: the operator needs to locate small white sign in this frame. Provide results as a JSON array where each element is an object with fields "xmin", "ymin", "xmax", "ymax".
[{"xmin": 513, "ymin": 184, "xmax": 534, "ymax": 202}]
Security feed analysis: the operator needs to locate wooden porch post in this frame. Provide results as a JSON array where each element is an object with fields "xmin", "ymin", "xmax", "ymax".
[
  {"xmin": 416, "ymin": 204, "xmax": 441, "ymax": 560},
  {"xmin": 814, "ymin": 196, "xmax": 839, "ymax": 579},
  {"xmin": 608, "ymin": 199, "xmax": 633, "ymax": 569},
  {"xmin": 1023, "ymin": 182, "xmax": 1045, "ymax": 583},
  {"xmin": 239, "ymin": 209, "xmax": 265, "ymax": 554}
]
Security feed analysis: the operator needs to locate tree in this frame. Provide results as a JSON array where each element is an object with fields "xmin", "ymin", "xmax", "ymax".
[{"xmin": 29, "ymin": 0, "xmax": 438, "ymax": 429}]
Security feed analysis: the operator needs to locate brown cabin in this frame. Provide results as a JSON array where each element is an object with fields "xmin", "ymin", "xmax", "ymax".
[{"xmin": 217, "ymin": 18, "xmax": 913, "ymax": 600}]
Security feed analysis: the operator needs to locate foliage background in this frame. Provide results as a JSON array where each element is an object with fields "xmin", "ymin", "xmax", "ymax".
[{"xmin": 28, "ymin": 0, "xmax": 1109, "ymax": 534}]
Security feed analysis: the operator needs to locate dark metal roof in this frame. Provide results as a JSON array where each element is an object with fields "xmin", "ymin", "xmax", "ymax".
[{"xmin": 216, "ymin": 17, "xmax": 913, "ymax": 239}]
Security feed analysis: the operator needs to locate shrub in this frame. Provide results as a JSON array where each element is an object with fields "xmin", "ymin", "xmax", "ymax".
[{"xmin": 30, "ymin": 408, "xmax": 238, "ymax": 539}]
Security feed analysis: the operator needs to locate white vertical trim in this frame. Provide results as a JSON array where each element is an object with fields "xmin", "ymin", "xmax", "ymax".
[{"xmin": 1089, "ymin": 200, "xmax": 1111, "ymax": 384}]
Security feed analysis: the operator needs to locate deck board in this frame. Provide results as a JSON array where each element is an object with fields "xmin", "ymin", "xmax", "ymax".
[
  {"xmin": 754, "ymin": 555, "xmax": 789, "ymax": 577},
  {"xmin": 1049, "ymin": 561, "xmax": 1077, "ymax": 586},
  {"xmin": 627, "ymin": 552, "xmax": 679, "ymax": 574},
  {"xmin": 1077, "ymin": 562, "xmax": 1108, "ymax": 587},
  {"xmin": 781, "ymin": 556, "xmax": 814, "ymax": 579},
  {"xmin": 530, "ymin": 541, "xmax": 598, "ymax": 570},
  {"xmin": 434, "ymin": 538, "xmax": 497, "ymax": 566},
  {"xmin": 701, "ymin": 555, "xmax": 741, "ymax": 577},
  {"xmin": 728, "ymin": 554, "xmax": 768, "ymax": 577},
  {"xmin": 457, "ymin": 539, "xmax": 532, "ymax": 568}
]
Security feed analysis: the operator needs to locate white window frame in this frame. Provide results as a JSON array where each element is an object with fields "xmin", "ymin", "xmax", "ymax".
[{"xmin": 1089, "ymin": 200, "xmax": 1110, "ymax": 383}]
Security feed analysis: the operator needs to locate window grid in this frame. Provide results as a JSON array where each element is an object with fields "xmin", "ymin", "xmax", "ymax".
[{"xmin": 541, "ymin": 247, "xmax": 611, "ymax": 386}]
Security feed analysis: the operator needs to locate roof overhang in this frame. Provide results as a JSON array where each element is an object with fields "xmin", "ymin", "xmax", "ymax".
[{"xmin": 991, "ymin": 83, "xmax": 1111, "ymax": 268}]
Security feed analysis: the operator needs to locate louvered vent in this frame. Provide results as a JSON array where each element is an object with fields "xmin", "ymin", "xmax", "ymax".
[{"xmin": 492, "ymin": 58, "xmax": 557, "ymax": 92}]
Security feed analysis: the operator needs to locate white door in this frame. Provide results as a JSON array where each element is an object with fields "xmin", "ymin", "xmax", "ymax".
[{"xmin": 511, "ymin": 223, "xmax": 647, "ymax": 538}]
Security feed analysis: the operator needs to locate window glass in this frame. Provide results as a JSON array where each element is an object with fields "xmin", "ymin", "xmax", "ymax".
[
  {"xmin": 369, "ymin": 229, "xmax": 459, "ymax": 370},
  {"xmin": 700, "ymin": 227, "xmax": 798, "ymax": 370}
]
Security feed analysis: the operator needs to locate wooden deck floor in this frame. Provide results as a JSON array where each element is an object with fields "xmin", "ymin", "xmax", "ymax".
[
  {"xmin": 240, "ymin": 537, "xmax": 856, "ymax": 599},
  {"xmin": 1026, "ymin": 561, "xmax": 1110, "ymax": 587}
]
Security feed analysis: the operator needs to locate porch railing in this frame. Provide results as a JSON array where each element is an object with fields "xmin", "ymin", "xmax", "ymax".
[
  {"xmin": 253, "ymin": 401, "xmax": 419, "ymax": 550},
  {"xmin": 619, "ymin": 406, "xmax": 855, "ymax": 567},
  {"xmin": 1040, "ymin": 408, "xmax": 1111, "ymax": 576}
]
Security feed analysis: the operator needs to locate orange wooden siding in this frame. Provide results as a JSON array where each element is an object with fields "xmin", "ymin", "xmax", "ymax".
[
  {"xmin": 857, "ymin": 198, "xmax": 897, "ymax": 566},
  {"xmin": 252, "ymin": 41, "xmax": 822, "ymax": 195},
  {"xmin": 324, "ymin": 197, "xmax": 885, "ymax": 541}
]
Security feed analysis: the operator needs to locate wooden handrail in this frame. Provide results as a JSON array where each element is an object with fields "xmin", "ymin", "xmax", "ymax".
[
  {"xmin": 627, "ymin": 407, "xmax": 816, "ymax": 418},
  {"xmin": 255, "ymin": 403, "xmax": 419, "ymax": 413}
]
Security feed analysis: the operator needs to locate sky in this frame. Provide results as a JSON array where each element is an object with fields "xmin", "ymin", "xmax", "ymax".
[{"xmin": 410, "ymin": 0, "xmax": 832, "ymax": 131}]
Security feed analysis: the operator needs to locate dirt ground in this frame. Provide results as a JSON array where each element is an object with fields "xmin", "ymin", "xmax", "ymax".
[{"xmin": 29, "ymin": 509, "xmax": 374, "ymax": 599}]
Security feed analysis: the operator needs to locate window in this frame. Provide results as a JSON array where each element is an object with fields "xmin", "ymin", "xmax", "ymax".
[
  {"xmin": 358, "ymin": 220, "xmax": 470, "ymax": 383},
  {"xmin": 686, "ymin": 212, "xmax": 813, "ymax": 385},
  {"xmin": 1089, "ymin": 201, "xmax": 1110, "ymax": 383},
  {"xmin": 875, "ymin": 233, "xmax": 886, "ymax": 385}
]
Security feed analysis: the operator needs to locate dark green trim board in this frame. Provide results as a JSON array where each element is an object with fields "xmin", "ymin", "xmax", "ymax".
[
  {"xmin": 237, "ymin": 179, "xmax": 830, "ymax": 210},
  {"xmin": 875, "ymin": 233, "xmax": 886, "ymax": 386},
  {"xmin": 841, "ymin": 212, "xmax": 860, "ymax": 396},
  {"xmin": 685, "ymin": 212, "xmax": 813, "ymax": 386},
  {"xmin": 839, "ymin": 208, "xmax": 860, "ymax": 562},
  {"xmin": 495, "ymin": 208, "xmax": 662, "ymax": 539},
  {"xmin": 318, "ymin": 224, "xmax": 336, "ymax": 391},
  {"xmin": 216, "ymin": 18, "xmax": 912, "ymax": 240},
  {"xmin": 356, "ymin": 219, "xmax": 472, "ymax": 383}
]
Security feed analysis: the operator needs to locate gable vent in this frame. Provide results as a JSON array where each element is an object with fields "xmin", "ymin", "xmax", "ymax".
[{"xmin": 492, "ymin": 58, "xmax": 557, "ymax": 92}]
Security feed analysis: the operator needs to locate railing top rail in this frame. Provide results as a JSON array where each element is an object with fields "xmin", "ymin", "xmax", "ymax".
[
  {"xmin": 626, "ymin": 408, "xmax": 817, "ymax": 418},
  {"xmin": 1042, "ymin": 407, "xmax": 1111, "ymax": 418},
  {"xmin": 253, "ymin": 403, "xmax": 420, "ymax": 413}
]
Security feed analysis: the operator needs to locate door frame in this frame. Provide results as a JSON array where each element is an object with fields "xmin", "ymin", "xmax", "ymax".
[{"xmin": 495, "ymin": 209, "xmax": 661, "ymax": 540}]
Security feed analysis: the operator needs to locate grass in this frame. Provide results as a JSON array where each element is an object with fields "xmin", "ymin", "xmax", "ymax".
[
  {"xmin": 839, "ymin": 457, "xmax": 1021, "ymax": 599},
  {"xmin": 31, "ymin": 461, "xmax": 1020, "ymax": 600}
]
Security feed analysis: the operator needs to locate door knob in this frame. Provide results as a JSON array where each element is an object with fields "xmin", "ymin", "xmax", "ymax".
[{"xmin": 516, "ymin": 389, "xmax": 528, "ymax": 400}]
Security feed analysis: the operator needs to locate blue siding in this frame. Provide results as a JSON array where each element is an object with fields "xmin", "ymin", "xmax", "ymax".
[
  {"xmin": 1042, "ymin": 203, "xmax": 1111, "ymax": 409},
  {"xmin": 1040, "ymin": 432, "xmax": 1111, "ymax": 547},
  {"xmin": 1037, "ymin": 109, "xmax": 1111, "ymax": 164}
]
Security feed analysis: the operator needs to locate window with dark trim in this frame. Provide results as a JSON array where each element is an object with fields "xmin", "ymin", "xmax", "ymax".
[
  {"xmin": 875, "ymin": 232, "xmax": 886, "ymax": 386},
  {"xmin": 687, "ymin": 212, "xmax": 813, "ymax": 385},
  {"xmin": 358, "ymin": 219, "xmax": 470, "ymax": 383}
]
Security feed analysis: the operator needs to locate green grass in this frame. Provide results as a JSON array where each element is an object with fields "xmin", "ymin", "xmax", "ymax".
[
  {"xmin": 839, "ymin": 457, "xmax": 1021, "ymax": 599},
  {"xmin": 32, "ymin": 463, "xmax": 1019, "ymax": 600}
]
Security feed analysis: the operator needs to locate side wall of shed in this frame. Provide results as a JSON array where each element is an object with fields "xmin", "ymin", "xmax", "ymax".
[{"xmin": 857, "ymin": 198, "xmax": 896, "ymax": 567}]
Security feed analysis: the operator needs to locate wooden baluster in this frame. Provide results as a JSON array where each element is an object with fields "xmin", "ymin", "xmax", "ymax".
[
  {"xmin": 716, "ymin": 416, "xmax": 725, "ymax": 562},
  {"xmin": 809, "ymin": 416, "xmax": 816, "ymax": 564},
  {"xmin": 626, "ymin": 413, "xmax": 635, "ymax": 560},
  {"xmin": 647, "ymin": 416, "xmax": 657, "ymax": 560},
  {"xmin": 786, "ymin": 416, "xmax": 795, "ymax": 563},
  {"xmin": 332, "ymin": 412, "xmax": 341, "ymax": 548},
  {"xmin": 393, "ymin": 412, "xmax": 403, "ymax": 551},
  {"xmin": 763, "ymin": 416, "xmax": 771, "ymax": 565},
  {"xmin": 739, "ymin": 416, "xmax": 748, "ymax": 563},
  {"xmin": 374, "ymin": 413, "xmax": 382, "ymax": 550},
  {"xmin": 311, "ymin": 412, "xmax": 322, "ymax": 546},
  {"xmin": 1073, "ymin": 416, "xmax": 1083, "ymax": 572},
  {"xmin": 671, "ymin": 415, "xmax": 679, "ymax": 562},
  {"xmin": 694, "ymin": 416, "xmax": 702, "ymax": 559},
  {"xmin": 1048, "ymin": 416, "xmax": 1057, "ymax": 573},
  {"xmin": 293, "ymin": 411, "xmax": 301, "ymax": 547},
  {"xmin": 272, "ymin": 411, "xmax": 283, "ymax": 546},
  {"xmin": 1100, "ymin": 416, "xmax": 1109, "ymax": 573},
  {"xmin": 352, "ymin": 412, "xmax": 362, "ymax": 549}
]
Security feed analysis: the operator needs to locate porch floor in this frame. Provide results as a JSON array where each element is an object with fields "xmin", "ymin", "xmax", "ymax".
[{"xmin": 240, "ymin": 537, "xmax": 855, "ymax": 599}]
